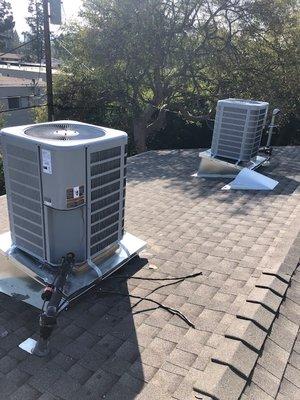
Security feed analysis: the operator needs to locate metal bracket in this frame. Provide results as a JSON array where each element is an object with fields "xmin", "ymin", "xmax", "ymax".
[
  {"xmin": 0, "ymin": 232, "xmax": 146, "ymax": 310},
  {"xmin": 87, "ymin": 258, "xmax": 103, "ymax": 278}
]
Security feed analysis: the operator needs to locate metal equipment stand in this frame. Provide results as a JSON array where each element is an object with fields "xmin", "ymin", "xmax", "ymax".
[
  {"xmin": 0, "ymin": 231, "xmax": 145, "ymax": 309},
  {"xmin": 192, "ymin": 149, "xmax": 269, "ymax": 178},
  {"xmin": 0, "ymin": 231, "xmax": 146, "ymax": 355}
]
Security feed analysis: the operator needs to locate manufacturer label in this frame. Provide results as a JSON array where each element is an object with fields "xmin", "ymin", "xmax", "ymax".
[
  {"xmin": 41, "ymin": 149, "xmax": 52, "ymax": 174},
  {"xmin": 66, "ymin": 185, "xmax": 85, "ymax": 208}
]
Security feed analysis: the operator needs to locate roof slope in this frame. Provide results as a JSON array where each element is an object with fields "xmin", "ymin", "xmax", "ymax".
[{"xmin": 0, "ymin": 147, "xmax": 299, "ymax": 400}]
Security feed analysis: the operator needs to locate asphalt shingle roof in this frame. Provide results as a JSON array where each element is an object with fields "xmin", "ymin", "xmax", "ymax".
[{"xmin": 0, "ymin": 147, "xmax": 299, "ymax": 400}]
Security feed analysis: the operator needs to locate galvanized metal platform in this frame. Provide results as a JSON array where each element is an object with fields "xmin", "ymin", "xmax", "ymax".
[
  {"xmin": 192, "ymin": 149, "xmax": 269, "ymax": 178},
  {"xmin": 0, "ymin": 231, "xmax": 146, "ymax": 310}
]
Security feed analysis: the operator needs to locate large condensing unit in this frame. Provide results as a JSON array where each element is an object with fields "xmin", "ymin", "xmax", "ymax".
[
  {"xmin": 0, "ymin": 121, "xmax": 128, "ymax": 266},
  {"xmin": 211, "ymin": 99, "xmax": 269, "ymax": 163}
]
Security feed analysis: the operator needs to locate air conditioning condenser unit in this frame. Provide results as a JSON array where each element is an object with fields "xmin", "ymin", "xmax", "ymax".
[{"xmin": 0, "ymin": 121, "xmax": 145, "ymax": 309}]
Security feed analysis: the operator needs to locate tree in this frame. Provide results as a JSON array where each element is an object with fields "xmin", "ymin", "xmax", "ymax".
[
  {"xmin": 58, "ymin": 0, "xmax": 246, "ymax": 151},
  {"xmin": 0, "ymin": 0, "xmax": 15, "ymax": 51},
  {"xmin": 22, "ymin": 0, "xmax": 44, "ymax": 62},
  {"xmin": 203, "ymin": 0, "xmax": 300, "ymax": 133},
  {"xmin": 54, "ymin": 0, "xmax": 300, "ymax": 152},
  {"xmin": 5, "ymin": 28, "xmax": 20, "ymax": 50}
]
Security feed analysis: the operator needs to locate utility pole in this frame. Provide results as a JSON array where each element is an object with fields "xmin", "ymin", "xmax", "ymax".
[
  {"xmin": 43, "ymin": 0, "xmax": 54, "ymax": 121},
  {"xmin": 36, "ymin": 1, "xmax": 41, "ymax": 63}
]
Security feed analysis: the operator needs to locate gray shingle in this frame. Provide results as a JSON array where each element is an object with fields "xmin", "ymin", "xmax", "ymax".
[
  {"xmin": 284, "ymin": 364, "xmax": 300, "ymax": 388},
  {"xmin": 193, "ymin": 362, "xmax": 246, "ymax": 400},
  {"xmin": 255, "ymin": 274, "xmax": 288, "ymax": 297},
  {"xmin": 212, "ymin": 337, "xmax": 258, "ymax": 378},
  {"xmin": 278, "ymin": 377, "xmax": 300, "ymax": 399},
  {"xmin": 225, "ymin": 319, "xmax": 267, "ymax": 352},
  {"xmin": 237, "ymin": 301, "xmax": 275, "ymax": 331},
  {"xmin": 251, "ymin": 364, "xmax": 281, "ymax": 397},
  {"xmin": 247, "ymin": 287, "xmax": 282, "ymax": 313}
]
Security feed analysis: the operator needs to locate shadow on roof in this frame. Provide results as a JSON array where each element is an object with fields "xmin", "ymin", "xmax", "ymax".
[
  {"xmin": 126, "ymin": 147, "xmax": 299, "ymax": 217},
  {"xmin": 0, "ymin": 255, "xmax": 149, "ymax": 399}
]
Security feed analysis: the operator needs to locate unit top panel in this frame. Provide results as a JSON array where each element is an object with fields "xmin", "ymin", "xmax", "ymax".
[{"xmin": 0, "ymin": 121, "xmax": 127, "ymax": 148}]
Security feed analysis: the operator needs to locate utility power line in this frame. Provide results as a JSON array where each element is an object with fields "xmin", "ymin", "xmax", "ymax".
[
  {"xmin": 0, "ymin": 38, "xmax": 38, "ymax": 58},
  {"xmin": 51, "ymin": 35, "xmax": 93, "ymax": 73}
]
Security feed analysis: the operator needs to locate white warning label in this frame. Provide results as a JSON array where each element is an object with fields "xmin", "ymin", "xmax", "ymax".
[{"xmin": 41, "ymin": 149, "xmax": 52, "ymax": 174}]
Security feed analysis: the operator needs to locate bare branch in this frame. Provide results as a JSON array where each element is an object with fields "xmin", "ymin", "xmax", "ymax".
[{"xmin": 178, "ymin": 108, "xmax": 209, "ymax": 122}]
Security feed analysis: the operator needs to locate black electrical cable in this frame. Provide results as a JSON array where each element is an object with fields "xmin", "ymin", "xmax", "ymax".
[
  {"xmin": 98, "ymin": 272, "xmax": 203, "ymax": 327},
  {"xmin": 98, "ymin": 288, "xmax": 196, "ymax": 328},
  {"xmin": 104, "ymin": 271, "xmax": 202, "ymax": 315},
  {"xmin": 106, "ymin": 271, "xmax": 202, "ymax": 282},
  {"xmin": 131, "ymin": 277, "xmax": 186, "ymax": 312},
  {"xmin": 57, "ymin": 271, "xmax": 202, "ymax": 323}
]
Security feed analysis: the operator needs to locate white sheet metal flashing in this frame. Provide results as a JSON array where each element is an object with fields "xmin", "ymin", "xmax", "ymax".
[
  {"xmin": 0, "ymin": 231, "xmax": 146, "ymax": 310},
  {"xmin": 222, "ymin": 168, "xmax": 279, "ymax": 190},
  {"xmin": 19, "ymin": 338, "xmax": 38, "ymax": 354}
]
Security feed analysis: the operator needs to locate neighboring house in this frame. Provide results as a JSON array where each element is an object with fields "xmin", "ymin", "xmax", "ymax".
[
  {"xmin": 0, "ymin": 63, "xmax": 48, "ymax": 82},
  {"xmin": 0, "ymin": 52, "xmax": 22, "ymax": 64},
  {"xmin": 0, "ymin": 62, "xmax": 59, "ymax": 83},
  {"xmin": 0, "ymin": 76, "xmax": 46, "ymax": 127},
  {"xmin": 0, "ymin": 57, "xmax": 59, "ymax": 127}
]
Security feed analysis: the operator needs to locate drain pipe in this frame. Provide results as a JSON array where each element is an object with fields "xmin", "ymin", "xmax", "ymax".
[{"xmin": 266, "ymin": 108, "xmax": 281, "ymax": 148}]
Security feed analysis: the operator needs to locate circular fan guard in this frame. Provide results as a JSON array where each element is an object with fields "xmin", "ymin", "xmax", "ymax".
[{"xmin": 24, "ymin": 123, "xmax": 104, "ymax": 140}]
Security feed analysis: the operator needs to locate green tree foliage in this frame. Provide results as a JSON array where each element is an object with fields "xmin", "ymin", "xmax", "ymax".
[
  {"xmin": 54, "ymin": 0, "xmax": 299, "ymax": 152},
  {"xmin": 205, "ymin": 0, "xmax": 300, "ymax": 121},
  {"xmin": 22, "ymin": 0, "xmax": 44, "ymax": 62},
  {"xmin": 6, "ymin": 28, "xmax": 20, "ymax": 50},
  {"xmin": 0, "ymin": 0, "xmax": 15, "ymax": 51}
]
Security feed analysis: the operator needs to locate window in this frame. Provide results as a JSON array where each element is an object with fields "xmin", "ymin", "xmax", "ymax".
[{"xmin": 8, "ymin": 97, "xmax": 20, "ymax": 110}]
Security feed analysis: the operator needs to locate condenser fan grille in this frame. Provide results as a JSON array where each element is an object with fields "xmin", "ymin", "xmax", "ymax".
[{"xmin": 24, "ymin": 123, "xmax": 105, "ymax": 141}]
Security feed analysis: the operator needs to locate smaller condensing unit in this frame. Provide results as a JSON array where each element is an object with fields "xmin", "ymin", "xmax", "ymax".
[{"xmin": 211, "ymin": 99, "xmax": 269, "ymax": 162}]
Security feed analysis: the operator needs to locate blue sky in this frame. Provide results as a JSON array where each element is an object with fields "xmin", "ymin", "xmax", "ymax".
[{"xmin": 10, "ymin": 0, "xmax": 82, "ymax": 35}]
